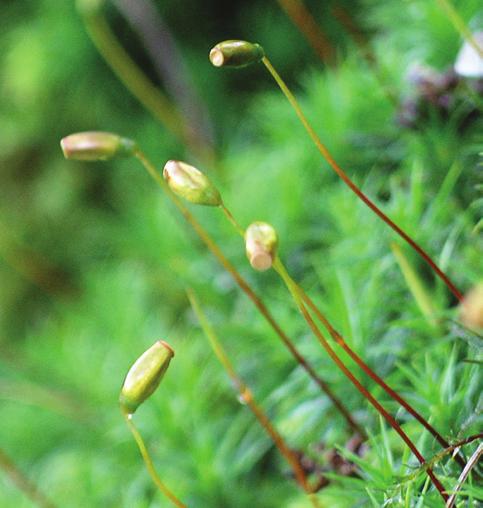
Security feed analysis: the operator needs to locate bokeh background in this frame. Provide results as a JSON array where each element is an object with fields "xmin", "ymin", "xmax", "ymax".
[{"xmin": 1, "ymin": 1, "xmax": 482, "ymax": 506}]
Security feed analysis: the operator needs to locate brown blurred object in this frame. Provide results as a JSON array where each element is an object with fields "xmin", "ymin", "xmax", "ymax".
[
  {"xmin": 276, "ymin": 0, "xmax": 335, "ymax": 65},
  {"xmin": 460, "ymin": 283, "xmax": 483, "ymax": 331}
]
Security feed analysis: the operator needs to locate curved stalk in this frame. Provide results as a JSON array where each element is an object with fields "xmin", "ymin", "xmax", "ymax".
[
  {"xmin": 261, "ymin": 56, "xmax": 463, "ymax": 303},
  {"xmin": 276, "ymin": 0, "xmax": 335, "ymax": 65},
  {"xmin": 272, "ymin": 257, "xmax": 448, "ymax": 502},
  {"xmin": 80, "ymin": 7, "xmax": 212, "ymax": 163},
  {"xmin": 187, "ymin": 289, "xmax": 321, "ymax": 506},
  {"xmin": 134, "ymin": 150, "xmax": 363, "ymax": 438},
  {"xmin": 330, "ymin": 5, "xmax": 398, "ymax": 106},
  {"xmin": 295, "ymin": 280, "xmax": 468, "ymax": 472},
  {"xmin": 122, "ymin": 412, "xmax": 186, "ymax": 507},
  {"xmin": 217, "ymin": 202, "xmax": 466, "ymax": 470}
]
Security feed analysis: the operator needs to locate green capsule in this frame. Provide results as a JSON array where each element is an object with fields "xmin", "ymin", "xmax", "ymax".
[
  {"xmin": 163, "ymin": 160, "xmax": 222, "ymax": 206},
  {"xmin": 245, "ymin": 222, "xmax": 278, "ymax": 271},
  {"xmin": 120, "ymin": 340, "xmax": 174, "ymax": 415},
  {"xmin": 60, "ymin": 132, "xmax": 137, "ymax": 161},
  {"xmin": 209, "ymin": 40, "xmax": 264, "ymax": 68}
]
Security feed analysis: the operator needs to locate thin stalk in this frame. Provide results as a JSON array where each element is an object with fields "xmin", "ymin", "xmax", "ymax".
[
  {"xmin": 261, "ymin": 56, "xmax": 463, "ymax": 303},
  {"xmin": 0, "ymin": 448, "xmax": 57, "ymax": 508},
  {"xmin": 187, "ymin": 289, "xmax": 317, "ymax": 501},
  {"xmin": 330, "ymin": 5, "xmax": 398, "ymax": 107},
  {"xmin": 446, "ymin": 443, "xmax": 482, "ymax": 508},
  {"xmin": 80, "ymin": 9, "xmax": 204, "ymax": 157},
  {"xmin": 292, "ymin": 273, "xmax": 468, "ymax": 472},
  {"xmin": 272, "ymin": 257, "xmax": 449, "ymax": 502},
  {"xmin": 435, "ymin": 0, "xmax": 483, "ymax": 58},
  {"xmin": 134, "ymin": 150, "xmax": 363, "ymax": 438},
  {"xmin": 404, "ymin": 433, "xmax": 482, "ymax": 483},
  {"xmin": 216, "ymin": 200, "xmax": 466, "ymax": 470},
  {"xmin": 122, "ymin": 412, "xmax": 186, "ymax": 507},
  {"xmin": 113, "ymin": 0, "xmax": 215, "ymax": 155},
  {"xmin": 220, "ymin": 204, "xmax": 245, "ymax": 237},
  {"xmin": 276, "ymin": 0, "xmax": 335, "ymax": 65}
]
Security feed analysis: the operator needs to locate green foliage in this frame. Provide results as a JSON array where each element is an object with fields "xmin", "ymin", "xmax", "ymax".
[{"xmin": 1, "ymin": 0, "xmax": 481, "ymax": 506}]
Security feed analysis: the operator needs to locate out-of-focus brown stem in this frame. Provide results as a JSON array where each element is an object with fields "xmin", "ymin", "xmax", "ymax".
[
  {"xmin": 113, "ymin": 0, "xmax": 216, "ymax": 164},
  {"xmin": 187, "ymin": 289, "xmax": 317, "ymax": 499},
  {"xmin": 330, "ymin": 5, "xmax": 398, "ymax": 106},
  {"xmin": 276, "ymin": 0, "xmax": 335, "ymax": 65},
  {"xmin": 80, "ymin": 7, "xmax": 214, "ymax": 164},
  {"xmin": 0, "ymin": 448, "xmax": 57, "ymax": 508},
  {"xmin": 134, "ymin": 150, "xmax": 363, "ymax": 438}
]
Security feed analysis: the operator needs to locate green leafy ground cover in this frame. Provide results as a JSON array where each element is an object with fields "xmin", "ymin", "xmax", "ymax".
[{"xmin": 0, "ymin": 0, "xmax": 481, "ymax": 506}]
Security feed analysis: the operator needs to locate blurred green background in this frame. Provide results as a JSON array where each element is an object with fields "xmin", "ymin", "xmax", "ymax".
[{"xmin": 1, "ymin": 0, "xmax": 482, "ymax": 506}]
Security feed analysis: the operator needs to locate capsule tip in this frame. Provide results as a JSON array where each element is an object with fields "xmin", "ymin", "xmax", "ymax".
[{"xmin": 209, "ymin": 47, "xmax": 225, "ymax": 67}]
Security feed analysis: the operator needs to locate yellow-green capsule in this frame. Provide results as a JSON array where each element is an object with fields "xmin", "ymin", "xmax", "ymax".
[
  {"xmin": 163, "ymin": 160, "xmax": 222, "ymax": 206},
  {"xmin": 120, "ymin": 340, "xmax": 174, "ymax": 415},
  {"xmin": 245, "ymin": 222, "xmax": 278, "ymax": 271},
  {"xmin": 60, "ymin": 132, "xmax": 137, "ymax": 161},
  {"xmin": 209, "ymin": 40, "xmax": 264, "ymax": 68}
]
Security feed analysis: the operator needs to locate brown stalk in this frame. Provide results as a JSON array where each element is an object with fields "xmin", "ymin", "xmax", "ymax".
[
  {"xmin": 261, "ymin": 56, "xmax": 463, "ymax": 303},
  {"xmin": 273, "ymin": 257, "xmax": 448, "ymax": 502},
  {"xmin": 134, "ymin": 150, "xmax": 363, "ymax": 438},
  {"xmin": 0, "ymin": 448, "xmax": 57, "ymax": 508},
  {"xmin": 187, "ymin": 289, "xmax": 321, "ymax": 507},
  {"xmin": 296, "ymin": 286, "xmax": 468, "ymax": 471},
  {"xmin": 276, "ymin": 0, "xmax": 335, "ymax": 65}
]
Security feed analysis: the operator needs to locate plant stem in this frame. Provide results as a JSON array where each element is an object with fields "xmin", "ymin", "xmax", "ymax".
[
  {"xmin": 261, "ymin": 56, "xmax": 463, "ymax": 303},
  {"xmin": 290, "ymin": 270, "xmax": 468, "ymax": 472},
  {"xmin": 330, "ymin": 5, "xmax": 398, "ymax": 107},
  {"xmin": 113, "ymin": 0, "xmax": 215, "ymax": 155},
  {"xmin": 134, "ymin": 150, "xmax": 363, "ymax": 438},
  {"xmin": 0, "ymin": 448, "xmax": 57, "ymax": 508},
  {"xmin": 276, "ymin": 0, "xmax": 335, "ymax": 65},
  {"xmin": 272, "ymin": 257, "xmax": 449, "ymax": 502},
  {"xmin": 122, "ymin": 411, "xmax": 186, "ymax": 507},
  {"xmin": 446, "ymin": 442, "xmax": 482, "ymax": 508},
  {"xmin": 187, "ymin": 289, "xmax": 316, "ymax": 499},
  {"xmin": 220, "ymin": 193, "xmax": 466, "ymax": 471},
  {"xmin": 80, "ymin": 8, "xmax": 205, "ymax": 158},
  {"xmin": 436, "ymin": 0, "xmax": 483, "ymax": 58},
  {"xmin": 220, "ymin": 204, "xmax": 245, "ymax": 237},
  {"xmin": 404, "ymin": 433, "xmax": 482, "ymax": 483}
]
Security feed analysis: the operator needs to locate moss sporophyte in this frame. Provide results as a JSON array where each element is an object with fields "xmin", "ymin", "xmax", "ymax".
[
  {"xmin": 60, "ymin": 131, "xmax": 137, "ymax": 161},
  {"xmin": 61, "ymin": 128, "xmax": 466, "ymax": 503},
  {"xmin": 245, "ymin": 222, "xmax": 278, "ymax": 271},
  {"xmin": 163, "ymin": 160, "xmax": 222, "ymax": 206},
  {"xmin": 210, "ymin": 39, "xmax": 463, "ymax": 303},
  {"xmin": 120, "ymin": 341, "xmax": 186, "ymax": 508},
  {"xmin": 120, "ymin": 340, "xmax": 174, "ymax": 415}
]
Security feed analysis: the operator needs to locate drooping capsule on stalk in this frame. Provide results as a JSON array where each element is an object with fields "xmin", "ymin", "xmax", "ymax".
[
  {"xmin": 245, "ymin": 222, "xmax": 278, "ymax": 271},
  {"xmin": 163, "ymin": 160, "xmax": 222, "ymax": 206},
  {"xmin": 120, "ymin": 340, "xmax": 175, "ymax": 415},
  {"xmin": 209, "ymin": 40, "xmax": 265, "ymax": 68},
  {"xmin": 60, "ymin": 131, "xmax": 137, "ymax": 161}
]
